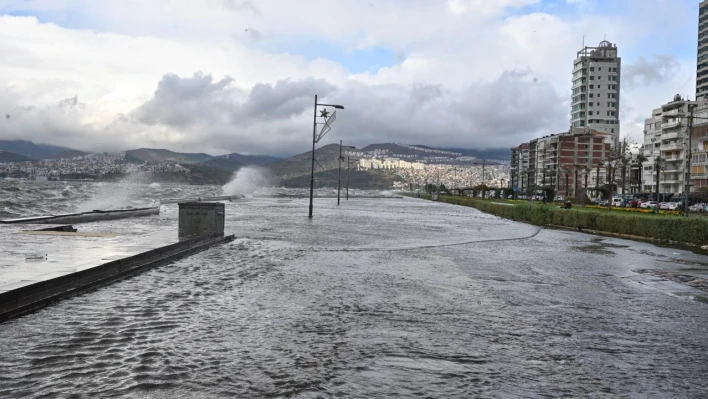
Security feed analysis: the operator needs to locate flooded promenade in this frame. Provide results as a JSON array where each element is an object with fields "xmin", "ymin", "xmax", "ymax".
[{"xmin": 1, "ymin": 196, "xmax": 707, "ymax": 398}]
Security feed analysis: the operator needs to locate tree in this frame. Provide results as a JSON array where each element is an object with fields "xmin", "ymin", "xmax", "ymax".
[
  {"xmin": 633, "ymin": 153, "xmax": 648, "ymax": 193},
  {"xmin": 653, "ymin": 156, "xmax": 666, "ymax": 201},
  {"xmin": 603, "ymin": 137, "xmax": 633, "ymax": 204},
  {"xmin": 581, "ymin": 166, "xmax": 591, "ymax": 205},
  {"xmin": 474, "ymin": 184, "xmax": 490, "ymax": 199}
]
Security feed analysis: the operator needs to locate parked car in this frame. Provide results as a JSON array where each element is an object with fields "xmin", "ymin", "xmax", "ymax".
[
  {"xmin": 611, "ymin": 197, "xmax": 624, "ymax": 207},
  {"xmin": 640, "ymin": 201, "xmax": 658, "ymax": 209},
  {"xmin": 627, "ymin": 199, "xmax": 642, "ymax": 208},
  {"xmin": 690, "ymin": 203, "xmax": 705, "ymax": 211},
  {"xmin": 666, "ymin": 202, "xmax": 680, "ymax": 210}
]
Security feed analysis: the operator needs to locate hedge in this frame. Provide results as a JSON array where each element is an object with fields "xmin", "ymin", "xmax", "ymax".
[{"xmin": 430, "ymin": 195, "xmax": 708, "ymax": 246}]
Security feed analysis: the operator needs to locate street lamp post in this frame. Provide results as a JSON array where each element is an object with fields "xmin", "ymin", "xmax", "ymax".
[
  {"xmin": 685, "ymin": 105, "xmax": 694, "ymax": 216},
  {"xmin": 674, "ymin": 99, "xmax": 708, "ymax": 216},
  {"xmin": 346, "ymin": 156, "xmax": 353, "ymax": 200},
  {"xmin": 308, "ymin": 95, "xmax": 344, "ymax": 218},
  {"xmin": 337, "ymin": 141, "xmax": 355, "ymax": 205}
]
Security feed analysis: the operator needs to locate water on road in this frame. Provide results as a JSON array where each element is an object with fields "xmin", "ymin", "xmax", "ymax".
[{"xmin": 1, "ymin": 196, "xmax": 707, "ymax": 398}]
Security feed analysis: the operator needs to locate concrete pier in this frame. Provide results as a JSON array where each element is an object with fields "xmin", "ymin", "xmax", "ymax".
[
  {"xmin": 0, "ymin": 210, "xmax": 233, "ymax": 322},
  {"xmin": 0, "ymin": 207, "xmax": 160, "ymax": 225}
]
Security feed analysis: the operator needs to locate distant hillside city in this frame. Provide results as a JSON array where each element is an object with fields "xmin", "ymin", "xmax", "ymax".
[{"xmin": 0, "ymin": 140, "xmax": 510, "ymax": 189}]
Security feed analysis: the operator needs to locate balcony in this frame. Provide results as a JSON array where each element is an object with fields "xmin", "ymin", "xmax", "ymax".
[
  {"xmin": 661, "ymin": 143, "xmax": 684, "ymax": 151},
  {"xmin": 662, "ymin": 119, "xmax": 681, "ymax": 129},
  {"xmin": 692, "ymin": 173, "xmax": 708, "ymax": 179},
  {"xmin": 661, "ymin": 131, "xmax": 680, "ymax": 140}
]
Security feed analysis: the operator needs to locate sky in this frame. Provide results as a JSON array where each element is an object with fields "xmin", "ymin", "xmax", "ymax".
[{"xmin": 0, "ymin": 0, "xmax": 701, "ymax": 156}]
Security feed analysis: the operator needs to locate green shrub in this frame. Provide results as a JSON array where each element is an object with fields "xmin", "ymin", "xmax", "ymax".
[{"xmin": 431, "ymin": 195, "xmax": 708, "ymax": 245}]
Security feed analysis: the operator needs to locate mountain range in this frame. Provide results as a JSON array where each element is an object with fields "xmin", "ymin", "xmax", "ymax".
[{"xmin": 0, "ymin": 140, "xmax": 508, "ymax": 188}]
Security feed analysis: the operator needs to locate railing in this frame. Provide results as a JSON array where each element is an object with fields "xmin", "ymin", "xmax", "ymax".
[
  {"xmin": 661, "ymin": 143, "xmax": 684, "ymax": 151},
  {"xmin": 662, "ymin": 119, "xmax": 681, "ymax": 129},
  {"xmin": 661, "ymin": 131, "xmax": 679, "ymax": 140}
]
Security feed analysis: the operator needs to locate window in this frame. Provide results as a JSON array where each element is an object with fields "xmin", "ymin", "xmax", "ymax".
[
  {"xmin": 590, "ymin": 85, "xmax": 594, "ymax": 89},
  {"xmin": 598, "ymin": 67, "xmax": 602, "ymax": 71},
  {"xmin": 589, "ymin": 111, "xmax": 593, "ymax": 115},
  {"xmin": 590, "ymin": 93, "xmax": 594, "ymax": 98},
  {"xmin": 590, "ymin": 67, "xmax": 595, "ymax": 71},
  {"xmin": 589, "ymin": 102, "xmax": 593, "ymax": 106},
  {"xmin": 611, "ymin": 129, "xmax": 615, "ymax": 133},
  {"xmin": 598, "ymin": 76, "xmax": 601, "ymax": 80}
]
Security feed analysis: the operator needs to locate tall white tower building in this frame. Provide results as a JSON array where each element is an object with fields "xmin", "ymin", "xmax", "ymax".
[
  {"xmin": 570, "ymin": 40, "xmax": 621, "ymax": 146},
  {"xmin": 697, "ymin": 1, "xmax": 708, "ymax": 99}
]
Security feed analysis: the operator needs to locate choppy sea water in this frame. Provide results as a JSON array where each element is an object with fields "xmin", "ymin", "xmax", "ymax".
[{"xmin": 1, "ymin": 180, "xmax": 708, "ymax": 398}]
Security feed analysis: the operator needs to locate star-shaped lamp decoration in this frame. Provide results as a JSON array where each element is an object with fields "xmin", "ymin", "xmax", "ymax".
[{"xmin": 319, "ymin": 108, "xmax": 330, "ymax": 119}]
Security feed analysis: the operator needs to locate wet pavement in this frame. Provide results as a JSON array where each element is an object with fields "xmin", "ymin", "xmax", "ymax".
[{"xmin": 1, "ymin": 197, "xmax": 707, "ymax": 398}]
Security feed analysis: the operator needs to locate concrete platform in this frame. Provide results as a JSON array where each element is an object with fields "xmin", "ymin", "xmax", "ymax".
[
  {"xmin": 0, "ymin": 214, "xmax": 233, "ymax": 322},
  {"xmin": 0, "ymin": 207, "xmax": 160, "ymax": 225}
]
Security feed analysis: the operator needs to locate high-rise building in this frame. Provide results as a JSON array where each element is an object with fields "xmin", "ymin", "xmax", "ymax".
[
  {"xmin": 698, "ymin": 1, "xmax": 708, "ymax": 99},
  {"xmin": 570, "ymin": 40, "xmax": 621, "ymax": 146}
]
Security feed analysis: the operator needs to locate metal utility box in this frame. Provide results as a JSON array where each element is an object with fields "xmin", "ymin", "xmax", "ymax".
[{"xmin": 178, "ymin": 202, "xmax": 225, "ymax": 239}]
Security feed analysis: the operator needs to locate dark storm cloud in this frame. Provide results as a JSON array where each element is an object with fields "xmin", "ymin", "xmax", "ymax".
[
  {"xmin": 133, "ymin": 72, "xmax": 335, "ymax": 128},
  {"xmin": 127, "ymin": 70, "xmax": 566, "ymax": 155},
  {"xmin": 623, "ymin": 55, "xmax": 680, "ymax": 89},
  {"xmin": 133, "ymin": 73, "xmax": 237, "ymax": 126}
]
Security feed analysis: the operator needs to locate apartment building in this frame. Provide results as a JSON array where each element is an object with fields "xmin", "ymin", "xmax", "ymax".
[
  {"xmin": 698, "ymin": 0, "xmax": 708, "ymax": 99},
  {"xmin": 570, "ymin": 40, "xmax": 621, "ymax": 146},
  {"xmin": 511, "ymin": 128, "xmax": 612, "ymax": 197},
  {"xmin": 641, "ymin": 95, "xmax": 692, "ymax": 196}
]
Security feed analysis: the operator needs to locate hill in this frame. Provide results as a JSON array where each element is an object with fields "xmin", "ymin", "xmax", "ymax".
[
  {"xmin": 358, "ymin": 143, "xmax": 508, "ymax": 164},
  {"xmin": 0, "ymin": 139, "xmax": 75, "ymax": 159},
  {"xmin": 125, "ymin": 148, "xmax": 213, "ymax": 164},
  {"xmin": 427, "ymin": 146, "xmax": 509, "ymax": 161},
  {"xmin": 266, "ymin": 143, "xmax": 342, "ymax": 180},
  {"xmin": 49, "ymin": 150, "xmax": 90, "ymax": 160},
  {"xmin": 224, "ymin": 153, "xmax": 281, "ymax": 165},
  {"xmin": 279, "ymin": 168, "xmax": 401, "ymax": 190},
  {"xmin": 0, "ymin": 150, "xmax": 33, "ymax": 163},
  {"xmin": 265, "ymin": 144, "xmax": 403, "ymax": 189},
  {"xmin": 200, "ymin": 154, "xmax": 245, "ymax": 172},
  {"xmin": 361, "ymin": 143, "xmax": 463, "ymax": 158}
]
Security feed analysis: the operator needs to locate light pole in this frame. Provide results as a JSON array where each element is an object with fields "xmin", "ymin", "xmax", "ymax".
[
  {"xmin": 309, "ymin": 95, "xmax": 344, "ymax": 218},
  {"xmin": 347, "ymin": 155, "xmax": 354, "ymax": 201},
  {"xmin": 338, "ymin": 141, "xmax": 355, "ymax": 205},
  {"xmin": 675, "ymin": 101, "xmax": 708, "ymax": 216}
]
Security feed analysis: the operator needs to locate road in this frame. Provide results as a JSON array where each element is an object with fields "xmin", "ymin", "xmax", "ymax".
[{"xmin": 1, "ymin": 197, "xmax": 707, "ymax": 398}]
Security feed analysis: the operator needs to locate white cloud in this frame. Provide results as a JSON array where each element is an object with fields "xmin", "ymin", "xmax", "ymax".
[{"xmin": 0, "ymin": 1, "xmax": 701, "ymax": 156}]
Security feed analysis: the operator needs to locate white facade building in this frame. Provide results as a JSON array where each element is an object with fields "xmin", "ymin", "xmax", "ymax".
[
  {"xmin": 642, "ymin": 95, "xmax": 691, "ymax": 197},
  {"xmin": 698, "ymin": 0, "xmax": 708, "ymax": 99},
  {"xmin": 571, "ymin": 40, "xmax": 621, "ymax": 146}
]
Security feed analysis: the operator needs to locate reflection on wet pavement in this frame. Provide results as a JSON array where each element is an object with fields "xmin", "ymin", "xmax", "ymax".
[{"xmin": 1, "ymin": 197, "xmax": 707, "ymax": 398}]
